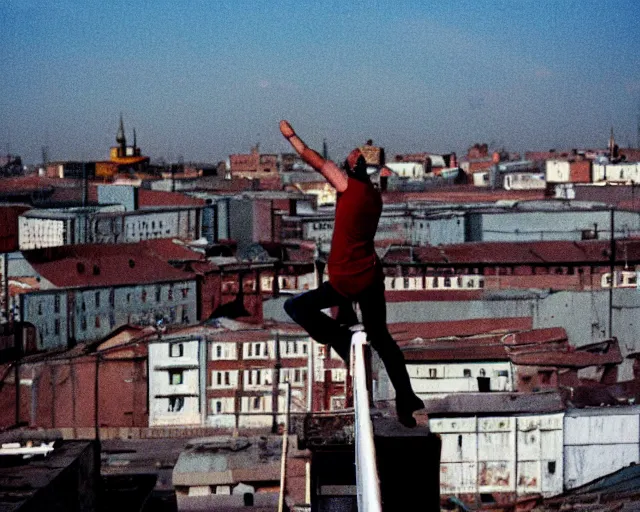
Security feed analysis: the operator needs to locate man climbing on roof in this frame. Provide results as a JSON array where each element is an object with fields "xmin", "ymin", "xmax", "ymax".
[{"xmin": 279, "ymin": 120, "xmax": 424, "ymax": 428}]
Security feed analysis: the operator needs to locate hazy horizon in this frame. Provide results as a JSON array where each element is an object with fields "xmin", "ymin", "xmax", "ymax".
[{"xmin": 2, "ymin": 0, "xmax": 639, "ymax": 166}]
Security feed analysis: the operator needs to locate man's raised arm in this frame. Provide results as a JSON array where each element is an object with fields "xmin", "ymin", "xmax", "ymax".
[{"xmin": 280, "ymin": 120, "xmax": 347, "ymax": 192}]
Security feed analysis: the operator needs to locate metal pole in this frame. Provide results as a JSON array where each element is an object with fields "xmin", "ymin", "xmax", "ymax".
[
  {"xmin": 352, "ymin": 331, "xmax": 382, "ymax": 512},
  {"xmin": 307, "ymin": 339, "xmax": 313, "ymax": 412},
  {"xmin": 278, "ymin": 381, "xmax": 291, "ymax": 512},
  {"xmin": 609, "ymin": 208, "xmax": 615, "ymax": 339},
  {"xmin": 305, "ymin": 460, "xmax": 311, "ymax": 505}
]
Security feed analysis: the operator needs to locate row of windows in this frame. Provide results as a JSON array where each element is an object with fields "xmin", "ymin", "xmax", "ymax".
[
  {"xmin": 210, "ymin": 368, "xmax": 307, "ymax": 389},
  {"xmin": 38, "ymin": 286, "xmax": 192, "ymax": 317},
  {"xmin": 385, "ymin": 276, "xmax": 485, "ymax": 290},
  {"xmin": 416, "ymin": 367, "xmax": 502, "ymax": 379},
  {"xmin": 209, "ymin": 341, "xmax": 310, "ymax": 361}
]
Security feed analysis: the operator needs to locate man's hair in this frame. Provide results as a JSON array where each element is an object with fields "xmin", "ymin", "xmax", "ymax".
[{"xmin": 344, "ymin": 148, "xmax": 365, "ymax": 172}]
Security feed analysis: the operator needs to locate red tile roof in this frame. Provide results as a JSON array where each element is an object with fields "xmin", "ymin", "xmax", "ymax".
[
  {"xmin": 381, "ymin": 238, "xmax": 640, "ymax": 266},
  {"xmin": 389, "ymin": 317, "xmax": 533, "ymax": 342},
  {"xmin": 137, "ymin": 188, "xmax": 206, "ymax": 208},
  {"xmin": 382, "ymin": 185, "xmax": 544, "ymax": 204},
  {"xmin": 392, "ymin": 321, "xmax": 617, "ymax": 368},
  {"xmin": 23, "ymin": 242, "xmax": 197, "ymax": 288}
]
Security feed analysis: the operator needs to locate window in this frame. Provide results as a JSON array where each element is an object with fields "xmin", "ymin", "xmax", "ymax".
[
  {"xmin": 168, "ymin": 286, "xmax": 174, "ymax": 301},
  {"xmin": 155, "ymin": 286, "xmax": 161, "ymax": 302},
  {"xmin": 54, "ymin": 319, "xmax": 60, "ymax": 335},
  {"xmin": 253, "ymin": 396, "xmax": 261, "ymax": 410},
  {"xmin": 211, "ymin": 371, "xmax": 236, "ymax": 389},
  {"xmin": 169, "ymin": 343, "xmax": 184, "ymax": 358},
  {"xmin": 245, "ymin": 342, "xmax": 268, "ymax": 359},
  {"xmin": 211, "ymin": 343, "xmax": 235, "ymax": 360},
  {"xmin": 540, "ymin": 370, "xmax": 553, "ymax": 384},
  {"xmin": 38, "ymin": 303, "xmax": 42, "ymax": 315},
  {"xmin": 141, "ymin": 290, "xmax": 147, "ymax": 303},
  {"xmin": 169, "ymin": 370, "xmax": 183, "ymax": 385},
  {"xmin": 428, "ymin": 368, "xmax": 437, "ymax": 379},
  {"xmin": 168, "ymin": 397, "xmax": 184, "ymax": 412},
  {"xmin": 463, "ymin": 369, "xmax": 471, "ymax": 378},
  {"xmin": 81, "ymin": 316, "xmax": 87, "ymax": 331},
  {"xmin": 54, "ymin": 295, "xmax": 60, "ymax": 313},
  {"xmin": 95, "ymin": 316, "xmax": 101, "ymax": 328},
  {"xmin": 109, "ymin": 289, "xmax": 115, "ymax": 307},
  {"xmin": 95, "ymin": 291, "xmax": 100, "ymax": 308}
]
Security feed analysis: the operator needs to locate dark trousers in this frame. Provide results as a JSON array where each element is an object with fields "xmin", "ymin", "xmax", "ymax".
[{"xmin": 284, "ymin": 279, "xmax": 416, "ymax": 402}]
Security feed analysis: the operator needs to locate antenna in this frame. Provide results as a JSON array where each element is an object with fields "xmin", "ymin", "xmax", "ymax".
[{"xmin": 637, "ymin": 99, "xmax": 640, "ymax": 149}]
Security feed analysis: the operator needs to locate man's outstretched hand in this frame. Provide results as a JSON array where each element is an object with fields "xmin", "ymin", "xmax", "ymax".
[{"xmin": 280, "ymin": 120, "xmax": 295, "ymax": 139}]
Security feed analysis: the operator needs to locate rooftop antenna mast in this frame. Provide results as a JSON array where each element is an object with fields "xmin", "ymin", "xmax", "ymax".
[{"xmin": 636, "ymin": 99, "xmax": 640, "ymax": 149}]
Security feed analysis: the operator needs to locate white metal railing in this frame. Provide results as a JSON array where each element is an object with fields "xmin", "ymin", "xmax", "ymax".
[{"xmin": 351, "ymin": 330, "xmax": 382, "ymax": 512}]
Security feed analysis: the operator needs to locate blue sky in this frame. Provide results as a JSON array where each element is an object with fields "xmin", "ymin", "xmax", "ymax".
[{"xmin": 1, "ymin": 0, "xmax": 639, "ymax": 165}]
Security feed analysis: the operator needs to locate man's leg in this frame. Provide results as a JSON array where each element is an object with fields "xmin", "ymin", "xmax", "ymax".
[
  {"xmin": 284, "ymin": 282, "xmax": 354, "ymax": 363},
  {"xmin": 357, "ymin": 280, "xmax": 423, "ymax": 427}
]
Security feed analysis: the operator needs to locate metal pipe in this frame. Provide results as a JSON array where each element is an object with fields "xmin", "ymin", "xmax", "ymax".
[
  {"xmin": 352, "ymin": 331, "xmax": 382, "ymax": 512},
  {"xmin": 278, "ymin": 381, "xmax": 291, "ymax": 512}
]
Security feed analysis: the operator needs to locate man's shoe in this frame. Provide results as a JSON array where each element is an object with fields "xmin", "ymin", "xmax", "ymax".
[{"xmin": 396, "ymin": 394, "xmax": 424, "ymax": 428}]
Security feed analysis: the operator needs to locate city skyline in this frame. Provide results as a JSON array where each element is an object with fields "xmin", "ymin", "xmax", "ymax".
[{"xmin": 2, "ymin": 0, "xmax": 640, "ymax": 165}]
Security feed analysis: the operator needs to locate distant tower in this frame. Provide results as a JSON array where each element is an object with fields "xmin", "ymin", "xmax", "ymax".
[
  {"xmin": 322, "ymin": 139, "xmax": 328, "ymax": 160},
  {"xmin": 133, "ymin": 128, "xmax": 137, "ymax": 152},
  {"xmin": 116, "ymin": 114, "xmax": 127, "ymax": 158}
]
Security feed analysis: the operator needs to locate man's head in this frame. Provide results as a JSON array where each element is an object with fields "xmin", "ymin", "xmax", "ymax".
[{"xmin": 344, "ymin": 148, "xmax": 368, "ymax": 180}]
